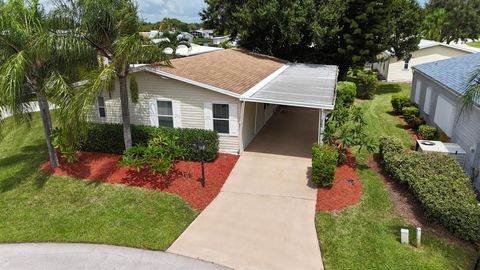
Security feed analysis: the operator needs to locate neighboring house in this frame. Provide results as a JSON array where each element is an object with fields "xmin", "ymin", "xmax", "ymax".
[
  {"xmin": 91, "ymin": 49, "xmax": 337, "ymax": 155},
  {"xmin": 212, "ymin": 35, "xmax": 230, "ymax": 45},
  {"xmin": 178, "ymin": 32, "xmax": 194, "ymax": 43},
  {"xmin": 191, "ymin": 29, "xmax": 214, "ymax": 38},
  {"xmin": 163, "ymin": 43, "xmax": 223, "ymax": 57},
  {"xmin": 374, "ymin": 39, "xmax": 480, "ymax": 82},
  {"xmin": 411, "ymin": 53, "xmax": 480, "ymax": 192}
]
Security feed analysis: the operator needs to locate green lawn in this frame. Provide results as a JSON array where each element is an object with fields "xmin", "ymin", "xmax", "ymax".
[
  {"xmin": 316, "ymin": 82, "xmax": 478, "ymax": 269},
  {"xmin": 467, "ymin": 41, "xmax": 480, "ymax": 48},
  {"xmin": 0, "ymin": 113, "xmax": 197, "ymax": 250}
]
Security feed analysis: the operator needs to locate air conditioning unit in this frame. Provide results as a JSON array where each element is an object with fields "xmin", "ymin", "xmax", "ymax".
[{"xmin": 416, "ymin": 140, "xmax": 467, "ymax": 167}]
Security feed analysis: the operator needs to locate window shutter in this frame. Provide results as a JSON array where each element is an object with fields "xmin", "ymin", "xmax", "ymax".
[
  {"xmin": 149, "ymin": 99, "xmax": 159, "ymax": 127},
  {"xmin": 414, "ymin": 79, "xmax": 422, "ymax": 104},
  {"xmin": 204, "ymin": 102, "xmax": 213, "ymax": 130},
  {"xmin": 228, "ymin": 103, "xmax": 239, "ymax": 136},
  {"xmin": 172, "ymin": 100, "xmax": 182, "ymax": 128}
]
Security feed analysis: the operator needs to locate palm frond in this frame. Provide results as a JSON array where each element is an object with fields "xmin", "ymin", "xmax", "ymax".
[{"xmin": 461, "ymin": 68, "xmax": 480, "ymax": 113}]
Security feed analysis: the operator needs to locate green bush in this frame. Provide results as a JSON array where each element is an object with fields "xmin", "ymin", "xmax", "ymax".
[
  {"xmin": 347, "ymin": 69, "xmax": 378, "ymax": 99},
  {"xmin": 78, "ymin": 123, "xmax": 219, "ymax": 161},
  {"xmin": 336, "ymin": 81, "xmax": 357, "ymax": 108},
  {"xmin": 379, "ymin": 136, "xmax": 480, "ymax": 241},
  {"xmin": 401, "ymin": 106, "xmax": 424, "ymax": 129},
  {"xmin": 418, "ymin": 125, "xmax": 439, "ymax": 140},
  {"xmin": 120, "ymin": 145, "xmax": 174, "ymax": 175},
  {"xmin": 391, "ymin": 93, "xmax": 411, "ymax": 114},
  {"xmin": 312, "ymin": 144, "xmax": 338, "ymax": 187}
]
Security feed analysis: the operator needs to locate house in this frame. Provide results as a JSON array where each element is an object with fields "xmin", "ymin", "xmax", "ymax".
[
  {"xmin": 191, "ymin": 29, "xmax": 214, "ymax": 38},
  {"xmin": 163, "ymin": 43, "xmax": 224, "ymax": 57},
  {"xmin": 411, "ymin": 53, "xmax": 480, "ymax": 192},
  {"xmin": 212, "ymin": 35, "xmax": 230, "ymax": 45},
  {"xmin": 91, "ymin": 49, "xmax": 338, "ymax": 155},
  {"xmin": 374, "ymin": 39, "xmax": 480, "ymax": 82}
]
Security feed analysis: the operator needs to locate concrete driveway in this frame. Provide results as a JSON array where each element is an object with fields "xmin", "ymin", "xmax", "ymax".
[
  {"xmin": 0, "ymin": 243, "xmax": 229, "ymax": 270},
  {"xmin": 168, "ymin": 107, "xmax": 323, "ymax": 270}
]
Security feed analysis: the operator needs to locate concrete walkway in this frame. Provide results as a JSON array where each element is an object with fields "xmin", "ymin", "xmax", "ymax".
[
  {"xmin": 0, "ymin": 243, "xmax": 229, "ymax": 270},
  {"xmin": 168, "ymin": 107, "xmax": 323, "ymax": 270}
]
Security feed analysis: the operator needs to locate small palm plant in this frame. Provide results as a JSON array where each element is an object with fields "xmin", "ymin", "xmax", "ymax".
[
  {"xmin": 157, "ymin": 31, "xmax": 192, "ymax": 58},
  {"xmin": 462, "ymin": 69, "xmax": 480, "ymax": 110}
]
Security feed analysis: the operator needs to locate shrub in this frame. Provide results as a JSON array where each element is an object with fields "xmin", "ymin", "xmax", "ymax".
[
  {"xmin": 391, "ymin": 93, "xmax": 411, "ymax": 114},
  {"xmin": 51, "ymin": 128, "xmax": 79, "ymax": 163},
  {"xmin": 120, "ymin": 145, "xmax": 174, "ymax": 175},
  {"xmin": 418, "ymin": 125, "xmax": 439, "ymax": 140},
  {"xmin": 312, "ymin": 144, "xmax": 338, "ymax": 187},
  {"xmin": 336, "ymin": 81, "xmax": 357, "ymax": 108},
  {"xmin": 78, "ymin": 123, "xmax": 219, "ymax": 161},
  {"xmin": 379, "ymin": 136, "xmax": 480, "ymax": 241},
  {"xmin": 401, "ymin": 106, "xmax": 424, "ymax": 129},
  {"xmin": 347, "ymin": 69, "xmax": 378, "ymax": 99}
]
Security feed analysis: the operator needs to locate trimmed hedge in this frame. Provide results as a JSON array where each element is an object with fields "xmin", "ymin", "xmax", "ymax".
[
  {"xmin": 379, "ymin": 137, "xmax": 480, "ymax": 241},
  {"xmin": 78, "ymin": 123, "xmax": 219, "ymax": 161},
  {"xmin": 312, "ymin": 144, "xmax": 338, "ymax": 187},
  {"xmin": 347, "ymin": 69, "xmax": 378, "ymax": 99},
  {"xmin": 401, "ymin": 106, "xmax": 425, "ymax": 129},
  {"xmin": 418, "ymin": 124, "xmax": 439, "ymax": 140},
  {"xmin": 391, "ymin": 93, "xmax": 410, "ymax": 114},
  {"xmin": 336, "ymin": 81, "xmax": 357, "ymax": 108}
]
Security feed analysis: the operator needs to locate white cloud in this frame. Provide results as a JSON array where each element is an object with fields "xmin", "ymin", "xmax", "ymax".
[{"xmin": 39, "ymin": 0, "xmax": 206, "ymax": 23}]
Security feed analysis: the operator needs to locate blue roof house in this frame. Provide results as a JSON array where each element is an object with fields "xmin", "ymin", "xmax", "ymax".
[{"xmin": 411, "ymin": 53, "xmax": 480, "ymax": 192}]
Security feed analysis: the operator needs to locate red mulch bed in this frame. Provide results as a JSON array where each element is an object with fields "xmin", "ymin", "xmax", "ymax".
[
  {"xmin": 41, "ymin": 151, "xmax": 239, "ymax": 210},
  {"xmin": 394, "ymin": 114, "xmax": 421, "ymax": 144},
  {"xmin": 316, "ymin": 153, "xmax": 362, "ymax": 211}
]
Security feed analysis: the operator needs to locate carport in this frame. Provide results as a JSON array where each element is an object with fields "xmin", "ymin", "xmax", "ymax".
[{"xmin": 239, "ymin": 63, "xmax": 338, "ymax": 153}]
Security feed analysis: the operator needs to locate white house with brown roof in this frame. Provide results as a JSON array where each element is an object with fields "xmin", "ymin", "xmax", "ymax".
[{"xmin": 91, "ymin": 49, "xmax": 338, "ymax": 154}]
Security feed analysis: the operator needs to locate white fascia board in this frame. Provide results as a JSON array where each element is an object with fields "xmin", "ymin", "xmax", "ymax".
[
  {"xmin": 140, "ymin": 66, "xmax": 242, "ymax": 99},
  {"xmin": 240, "ymin": 96, "xmax": 334, "ymax": 110},
  {"xmin": 241, "ymin": 64, "xmax": 290, "ymax": 98}
]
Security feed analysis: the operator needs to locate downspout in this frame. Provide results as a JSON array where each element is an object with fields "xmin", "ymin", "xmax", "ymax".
[{"xmin": 238, "ymin": 100, "xmax": 246, "ymax": 155}]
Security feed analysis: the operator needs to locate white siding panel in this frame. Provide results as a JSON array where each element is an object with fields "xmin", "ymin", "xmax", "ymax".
[
  {"xmin": 434, "ymin": 95, "xmax": 455, "ymax": 137},
  {"xmin": 91, "ymin": 71, "xmax": 241, "ymax": 154}
]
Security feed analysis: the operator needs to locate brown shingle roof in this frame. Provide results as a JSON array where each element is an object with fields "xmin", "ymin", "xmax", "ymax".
[{"xmin": 153, "ymin": 49, "xmax": 287, "ymax": 95}]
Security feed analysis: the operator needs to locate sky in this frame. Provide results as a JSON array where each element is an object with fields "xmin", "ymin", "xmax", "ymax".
[{"xmin": 40, "ymin": 0, "xmax": 428, "ymax": 24}]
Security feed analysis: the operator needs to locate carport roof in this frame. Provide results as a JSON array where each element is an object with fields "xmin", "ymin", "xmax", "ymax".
[{"xmin": 242, "ymin": 64, "xmax": 338, "ymax": 110}]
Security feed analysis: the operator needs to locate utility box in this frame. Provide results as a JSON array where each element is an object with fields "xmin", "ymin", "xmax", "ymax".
[
  {"xmin": 400, "ymin": 229, "xmax": 409, "ymax": 245},
  {"xmin": 416, "ymin": 140, "xmax": 467, "ymax": 167}
]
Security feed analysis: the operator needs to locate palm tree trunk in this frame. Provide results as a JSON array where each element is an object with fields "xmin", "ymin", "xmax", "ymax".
[
  {"xmin": 36, "ymin": 92, "xmax": 59, "ymax": 168},
  {"xmin": 118, "ymin": 74, "xmax": 132, "ymax": 149}
]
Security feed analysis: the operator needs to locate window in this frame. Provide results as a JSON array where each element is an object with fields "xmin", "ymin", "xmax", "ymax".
[
  {"xmin": 157, "ymin": 100, "xmax": 173, "ymax": 128},
  {"xmin": 414, "ymin": 79, "xmax": 422, "ymax": 104},
  {"xmin": 212, "ymin": 103, "xmax": 229, "ymax": 134},
  {"xmin": 98, "ymin": 96, "xmax": 106, "ymax": 118},
  {"xmin": 424, "ymin": 87, "xmax": 432, "ymax": 114}
]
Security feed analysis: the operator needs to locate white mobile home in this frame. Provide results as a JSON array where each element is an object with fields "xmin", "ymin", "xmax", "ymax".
[{"xmin": 91, "ymin": 49, "xmax": 338, "ymax": 155}]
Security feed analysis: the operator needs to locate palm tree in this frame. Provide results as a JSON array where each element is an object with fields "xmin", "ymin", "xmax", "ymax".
[
  {"xmin": 63, "ymin": 0, "xmax": 169, "ymax": 149},
  {"xmin": 0, "ymin": 0, "xmax": 94, "ymax": 168},
  {"xmin": 462, "ymin": 69, "xmax": 480, "ymax": 110},
  {"xmin": 157, "ymin": 31, "xmax": 191, "ymax": 58}
]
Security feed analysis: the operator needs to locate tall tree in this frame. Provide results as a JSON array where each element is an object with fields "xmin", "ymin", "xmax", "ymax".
[
  {"xmin": 157, "ymin": 31, "xmax": 191, "ymax": 58},
  {"xmin": 387, "ymin": 0, "xmax": 422, "ymax": 61},
  {"xmin": 0, "ymin": 0, "xmax": 94, "ymax": 167},
  {"xmin": 425, "ymin": 0, "xmax": 480, "ymax": 43},
  {"xmin": 421, "ymin": 8, "xmax": 446, "ymax": 41},
  {"xmin": 62, "ymin": 0, "xmax": 169, "ymax": 149},
  {"xmin": 201, "ymin": 0, "xmax": 422, "ymax": 79}
]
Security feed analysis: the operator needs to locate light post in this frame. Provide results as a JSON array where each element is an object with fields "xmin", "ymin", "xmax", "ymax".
[{"xmin": 196, "ymin": 139, "xmax": 207, "ymax": 188}]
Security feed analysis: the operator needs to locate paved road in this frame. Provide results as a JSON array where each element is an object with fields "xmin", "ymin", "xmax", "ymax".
[
  {"xmin": 168, "ymin": 108, "xmax": 324, "ymax": 270},
  {"xmin": 0, "ymin": 243, "xmax": 230, "ymax": 270}
]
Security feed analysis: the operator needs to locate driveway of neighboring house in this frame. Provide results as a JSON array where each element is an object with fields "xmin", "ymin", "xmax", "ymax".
[
  {"xmin": 168, "ymin": 107, "xmax": 324, "ymax": 270},
  {"xmin": 0, "ymin": 243, "xmax": 229, "ymax": 270}
]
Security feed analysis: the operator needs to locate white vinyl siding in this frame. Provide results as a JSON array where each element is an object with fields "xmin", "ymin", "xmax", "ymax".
[
  {"xmin": 433, "ymin": 95, "xmax": 455, "ymax": 137},
  {"xmin": 92, "ymin": 71, "xmax": 240, "ymax": 154}
]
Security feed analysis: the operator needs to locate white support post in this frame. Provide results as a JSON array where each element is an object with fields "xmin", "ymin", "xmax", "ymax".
[
  {"xmin": 254, "ymin": 103, "xmax": 258, "ymax": 134},
  {"xmin": 238, "ymin": 101, "xmax": 246, "ymax": 154},
  {"xmin": 318, "ymin": 109, "xmax": 327, "ymax": 144}
]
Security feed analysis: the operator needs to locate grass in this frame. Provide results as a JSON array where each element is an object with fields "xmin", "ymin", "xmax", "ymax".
[
  {"xmin": 0, "ymin": 113, "xmax": 197, "ymax": 250},
  {"xmin": 467, "ymin": 41, "xmax": 480, "ymax": 48},
  {"xmin": 316, "ymin": 82, "xmax": 478, "ymax": 269}
]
